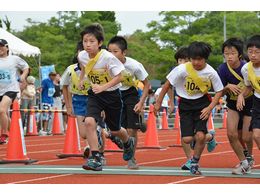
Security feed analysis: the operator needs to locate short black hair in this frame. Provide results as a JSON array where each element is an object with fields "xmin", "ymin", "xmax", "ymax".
[
  {"xmin": 188, "ymin": 41, "xmax": 212, "ymax": 60},
  {"xmin": 72, "ymin": 41, "xmax": 84, "ymax": 64},
  {"xmin": 174, "ymin": 46, "xmax": 189, "ymax": 62},
  {"xmin": 247, "ymin": 35, "xmax": 260, "ymax": 49},
  {"xmin": 222, "ymin": 38, "xmax": 244, "ymax": 57},
  {"xmin": 80, "ymin": 23, "xmax": 104, "ymax": 43},
  {"xmin": 108, "ymin": 36, "xmax": 128, "ymax": 51}
]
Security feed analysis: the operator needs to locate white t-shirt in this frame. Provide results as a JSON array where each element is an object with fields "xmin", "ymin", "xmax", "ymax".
[
  {"xmin": 120, "ymin": 57, "xmax": 148, "ymax": 91},
  {"xmin": 0, "ymin": 55, "xmax": 29, "ymax": 95},
  {"xmin": 241, "ymin": 62, "xmax": 260, "ymax": 98},
  {"xmin": 78, "ymin": 50, "xmax": 125, "ymax": 91},
  {"xmin": 155, "ymin": 87, "xmax": 169, "ymax": 107},
  {"xmin": 166, "ymin": 63, "xmax": 223, "ymax": 99}
]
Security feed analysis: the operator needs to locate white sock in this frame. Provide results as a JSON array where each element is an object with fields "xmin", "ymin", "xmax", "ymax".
[{"xmin": 241, "ymin": 159, "xmax": 249, "ymax": 167}]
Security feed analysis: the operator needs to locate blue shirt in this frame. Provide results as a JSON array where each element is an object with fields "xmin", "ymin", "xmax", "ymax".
[{"xmin": 41, "ymin": 78, "xmax": 55, "ymax": 105}]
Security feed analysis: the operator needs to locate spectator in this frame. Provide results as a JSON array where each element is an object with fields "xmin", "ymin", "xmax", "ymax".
[{"xmin": 20, "ymin": 76, "xmax": 36, "ymax": 132}]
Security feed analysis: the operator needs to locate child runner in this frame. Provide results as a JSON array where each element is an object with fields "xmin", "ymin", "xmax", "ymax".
[
  {"xmin": 78, "ymin": 24, "xmax": 135, "ymax": 171},
  {"xmin": 170, "ymin": 46, "xmax": 218, "ymax": 170},
  {"xmin": 238, "ymin": 35, "xmax": 260, "ymax": 152},
  {"xmin": 107, "ymin": 35, "xmax": 150, "ymax": 169},
  {"xmin": 218, "ymin": 37, "xmax": 254, "ymax": 174},
  {"xmin": 154, "ymin": 41, "xmax": 223, "ymax": 175},
  {"xmin": 0, "ymin": 39, "xmax": 29, "ymax": 144}
]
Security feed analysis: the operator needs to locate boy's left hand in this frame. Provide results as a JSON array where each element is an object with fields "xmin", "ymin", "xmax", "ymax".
[
  {"xmin": 133, "ymin": 102, "xmax": 143, "ymax": 113},
  {"xmin": 92, "ymin": 84, "xmax": 105, "ymax": 94},
  {"xmin": 200, "ymin": 106, "xmax": 211, "ymax": 120}
]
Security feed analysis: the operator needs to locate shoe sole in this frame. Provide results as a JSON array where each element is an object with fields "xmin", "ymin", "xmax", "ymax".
[
  {"xmin": 127, "ymin": 166, "xmax": 139, "ymax": 170},
  {"xmin": 82, "ymin": 165, "xmax": 102, "ymax": 171},
  {"xmin": 181, "ymin": 165, "xmax": 190, "ymax": 170}
]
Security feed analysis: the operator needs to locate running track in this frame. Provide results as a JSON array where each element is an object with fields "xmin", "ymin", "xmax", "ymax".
[{"xmin": 0, "ymin": 129, "xmax": 259, "ymax": 184}]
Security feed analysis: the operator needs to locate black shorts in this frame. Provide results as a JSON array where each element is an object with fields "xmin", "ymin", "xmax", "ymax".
[
  {"xmin": 237, "ymin": 113, "xmax": 253, "ymax": 131},
  {"xmin": 0, "ymin": 91, "xmax": 18, "ymax": 102},
  {"xmin": 227, "ymin": 96, "xmax": 253, "ymax": 116},
  {"xmin": 121, "ymin": 87, "xmax": 140, "ymax": 129},
  {"xmin": 178, "ymin": 95, "xmax": 211, "ymax": 137},
  {"xmin": 86, "ymin": 89, "xmax": 123, "ymax": 131},
  {"xmin": 250, "ymin": 96, "xmax": 260, "ymax": 129}
]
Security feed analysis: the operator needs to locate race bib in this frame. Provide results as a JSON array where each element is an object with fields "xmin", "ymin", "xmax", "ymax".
[
  {"xmin": 185, "ymin": 76, "xmax": 211, "ymax": 95},
  {"xmin": 0, "ymin": 70, "xmax": 11, "ymax": 83},
  {"xmin": 88, "ymin": 69, "xmax": 112, "ymax": 85},
  {"xmin": 48, "ymin": 88, "xmax": 55, "ymax": 97},
  {"xmin": 121, "ymin": 70, "xmax": 138, "ymax": 87}
]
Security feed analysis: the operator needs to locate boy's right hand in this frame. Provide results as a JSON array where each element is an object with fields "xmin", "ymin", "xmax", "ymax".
[
  {"xmin": 154, "ymin": 102, "xmax": 161, "ymax": 116},
  {"xmin": 78, "ymin": 80, "xmax": 84, "ymax": 90},
  {"xmin": 227, "ymin": 84, "xmax": 241, "ymax": 95},
  {"xmin": 236, "ymin": 94, "xmax": 245, "ymax": 111}
]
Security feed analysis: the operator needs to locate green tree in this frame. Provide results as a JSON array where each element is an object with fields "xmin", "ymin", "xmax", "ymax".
[{"xmin": 15, "ymin": 11, "xmax": 120, "ymax": 77}]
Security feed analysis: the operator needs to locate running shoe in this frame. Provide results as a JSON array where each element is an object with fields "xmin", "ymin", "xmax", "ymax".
[
  {"xmin": 207, "ymin": 130, "xmax": 217, "ymax": 152},
  {"xmin": 127, "ymin": 158, "xmax": 139, "ymax": 169},
  {"xmin": 82, "ymin": 156, "xmax": 102, "ymax": 171},
  {"xmin": 232, "ymin": 162, "xmax": 251, "ymax": 175},
  {"xmin": 190, "ymin": 162, "xmax": 202, "ymax": 175},
  {"xmin": 181, "ymin": 159, "xmax": 192, "ymax": 170}
]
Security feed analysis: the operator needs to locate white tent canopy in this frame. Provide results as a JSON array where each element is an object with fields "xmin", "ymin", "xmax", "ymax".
[{"xmin": 0, "ymin": 27, "xmax": 41, "ymax": 57}]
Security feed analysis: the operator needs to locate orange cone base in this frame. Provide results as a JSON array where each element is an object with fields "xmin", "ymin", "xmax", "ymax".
[
  {"xmin": 0, "ymin": 158, "xmax": 38, "ymax": 165},
  {"xmin": 56, "ymin": 153, "xmax": 84, "ymax": 159}
]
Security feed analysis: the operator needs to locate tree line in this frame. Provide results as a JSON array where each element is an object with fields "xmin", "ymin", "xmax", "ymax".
[{"xmin": 3, "ymin": 11, "xmax": 260, "ymax": 80}]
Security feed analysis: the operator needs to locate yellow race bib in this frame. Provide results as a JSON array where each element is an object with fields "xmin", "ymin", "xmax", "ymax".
[
  {"xmin": 121, "ymin": 70, "xmax": 138, "ymax": 87},
  {"xmin": 88, "ymin": 69, "xmax": 112, "ymax": 85},
  {"xmin": 248, "ymin": 61, "xmax": 260, "ymax": 93},
  {"xmin": 185, "ymin": 62, "xmax": 211, "ymax": 95},
  {"xmin": 70, "ymin": 65, "xmax": 90, "ymax": 95}
]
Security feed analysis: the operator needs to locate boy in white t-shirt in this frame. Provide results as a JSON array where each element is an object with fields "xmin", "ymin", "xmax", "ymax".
[
  {"xmin": 78, "ymin": 24, "xmax": 135, "ymax": 171},
  {"xmin": 154, "ymin": 41, "xmax": 223, "ymax": 175},
  {"xmin": 108, "ymin": 36, "xmax": 150, "ymax": 169},
  {"xmin": 237, "ymin": 35, "xmax": 260, "ymax": 152}
]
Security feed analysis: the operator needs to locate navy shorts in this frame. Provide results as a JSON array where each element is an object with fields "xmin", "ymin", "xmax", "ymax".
[
  {"xmin": 86, "ymin": 89, "xmax": 122, "ymax": 131},
  {"xmin": 121, "ymin": 87, "xmax": 140, "ymax": 129},
  {"xmin": 227, "ymin": 96, "xmax": 253, "ymax": 116},
  {"xmin": 0, "ymin": 91, "xmax": 18, "ymax": 102},
  {"xmin": 251, "ymin": 96, "xmax": 260, "ymax": 129},
  {"xmin": 178, "ymin": 95, "xmax": 211, "ymax": 137},
  {"xmin": 72, "ymin": 94, "xmax": 88, "ymax": 116}
]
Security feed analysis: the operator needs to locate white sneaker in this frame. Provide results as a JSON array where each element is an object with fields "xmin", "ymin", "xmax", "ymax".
[
  {"xmin": 232, "ymin": 163, "xmax": 251, "ymax": 175},
  {"xmin": 38, "ymin": 130, "xmax": 47, "ymax": 136}
]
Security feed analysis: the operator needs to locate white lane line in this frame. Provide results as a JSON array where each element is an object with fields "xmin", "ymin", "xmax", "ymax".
[
  {"xmin": 169, "ymin": 176, "xmax": 205, "ymax": 184},
  {"xmin": 138, "ymin": 147, "xmax": 259, "ymax": 165},
  {"xmin": 7, "ymin": 174, "xmax": 73, "ymax": 184}
]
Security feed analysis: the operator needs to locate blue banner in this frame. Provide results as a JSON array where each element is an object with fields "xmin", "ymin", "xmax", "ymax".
[{"xmin": 40, "ymin": 65, "xmax": 55, "ymax": 80}]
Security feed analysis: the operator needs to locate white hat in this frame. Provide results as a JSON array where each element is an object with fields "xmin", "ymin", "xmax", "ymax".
[{"xmin": 26, "ymin": 76, "xmax": 35, "ymax": 84}]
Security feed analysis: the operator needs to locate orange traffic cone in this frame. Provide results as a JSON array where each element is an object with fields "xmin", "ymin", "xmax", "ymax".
[
  {"xmin": 169, "ymin": 109, "xmax": 182, "ymax": 147},
  {"xmin": 208, "ymin": 113, "xmax": 215, "ymax": 130},
  {"xmin": 140, "ymin": 104, "xmax": 163, "ymax": 149},
  {"xmin": 221, "ymin": 109, "xmax": 227, "ymax": 129},
  {"xmin": 105, "ymin": 139, "xmax": 122, "ymax": 152},
  {"xmin": 57, "ymin": 116, "xmax": 83, "ymax": 158},
  {"xmin": 0, "ymin": 100, "xmax": 37, "ymax": 164},
  {"xmin": 52, "ymin": 107, "xmax": 63, "ymax": 135},
  {"xmin": 26, "ymin": 107, "xmax": 38, "ymax": 136},
  {"xmin": 161, "ymin": 108, "xmax": 169, "ymax": 130}
]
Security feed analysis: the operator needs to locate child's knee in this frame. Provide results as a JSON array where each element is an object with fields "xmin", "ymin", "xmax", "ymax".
[
  {"xmin": 195, "ymin": 131, "xmax": 206, "ymax": 142},
  {"xmin": 85, "ymin": 117, "xmax": 96, "ymax": 128},
  {"xmin": 182, "ymin": 137, "xmax": 193, "ymax": 144}
]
